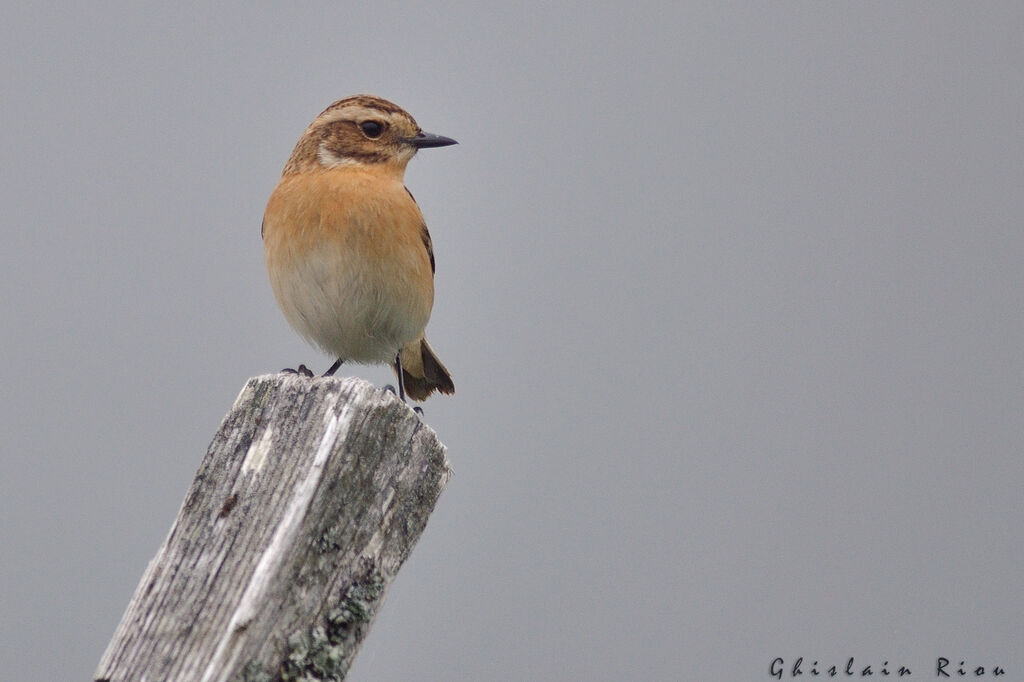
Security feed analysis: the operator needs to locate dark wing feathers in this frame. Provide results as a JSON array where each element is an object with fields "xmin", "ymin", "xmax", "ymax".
[{"xmin": 406, "ymin": 186, "xmax": 435, "ymax": 275}]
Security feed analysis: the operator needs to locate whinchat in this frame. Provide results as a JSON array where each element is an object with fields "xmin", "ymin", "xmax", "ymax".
[{"xmin": 262, "ymin": 95, "xmax": 456, "ymax": 402}]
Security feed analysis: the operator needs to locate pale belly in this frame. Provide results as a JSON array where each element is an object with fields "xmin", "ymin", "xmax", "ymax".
[{"xmin": 268, "ymin": 240, "xmax": 432, "ymax": 364}]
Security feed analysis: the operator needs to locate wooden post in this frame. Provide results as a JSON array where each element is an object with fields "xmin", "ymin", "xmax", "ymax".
[{"xmin": 94, "ymin": 374, "xmax": 452, "ymax": 682}]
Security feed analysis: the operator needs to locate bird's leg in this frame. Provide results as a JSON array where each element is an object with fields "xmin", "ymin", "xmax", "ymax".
[
  {"xmin": 282, "ymin": 364, "xmax": 314, "ymax": 377},
  {"xmin": 393, "ymin": 351, "xmax": 408, "ymax": 402},
  {"xmin": 390, "ymin": 353, "xmax": 424, "ymax": 414},
  {"xmin": 323, "ymin": 358, "xmax": 344, "ymax": 377}
]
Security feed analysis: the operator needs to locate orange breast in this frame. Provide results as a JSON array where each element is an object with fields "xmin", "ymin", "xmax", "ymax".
[{"xmin": 263, "ymin": 167, "xmax": 434, "ymax": 363}]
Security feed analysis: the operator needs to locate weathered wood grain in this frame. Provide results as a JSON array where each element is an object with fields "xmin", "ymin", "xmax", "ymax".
[{"xmin": 95, "ymin": 374, "xmax": 451, "ymax": 682}]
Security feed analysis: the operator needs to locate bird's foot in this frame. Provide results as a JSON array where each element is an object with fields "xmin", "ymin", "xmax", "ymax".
[
  {"xmin": 384, "ymin": 384, "xmax": 420, "ymax": 413},
  {"xmin": 282, "ymin": 364, "xmax": 314, "ymax": 377},
  {"xmin": 384, "ymin": 384, "xmax": 423, "ymax": 415}
]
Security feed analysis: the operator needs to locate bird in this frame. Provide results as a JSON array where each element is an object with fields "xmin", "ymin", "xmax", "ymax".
[{"xmin": 262, "ymin": 95, "xmax": 457, "ymax": 402}]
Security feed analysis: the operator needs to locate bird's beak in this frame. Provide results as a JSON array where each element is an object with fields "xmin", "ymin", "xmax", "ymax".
[{"xmin": 407, "ymin": 131, "xmax": 458, "ymax": 149}]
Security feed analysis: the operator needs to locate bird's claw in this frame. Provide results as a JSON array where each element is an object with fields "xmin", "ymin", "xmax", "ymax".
[
  {"xmin": 384, "ymin": 384, "xmax": 420, "ymax": 413},
  {"xmin": 282, "ymin": 364, "xmax": 314, "ymax": 377}
]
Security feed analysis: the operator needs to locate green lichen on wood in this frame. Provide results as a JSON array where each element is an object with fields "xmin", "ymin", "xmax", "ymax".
[
  {"xmin": 315, "ymin": 525, "xmax": 342, "ymax": 554},
  {"xmin": 279, "ymin": 627, "xmax": 346, "ymax": 682},
  {"xmin": 233, "ymin": 659, "xmax": 272, "ymax": 682},
  {"xmin": 243, "ymin": 566, "xmax": 385, "ymax": 682},
  {"xmin": 329, "ymin": 569, "xmax": 384, "ymax": 630}
]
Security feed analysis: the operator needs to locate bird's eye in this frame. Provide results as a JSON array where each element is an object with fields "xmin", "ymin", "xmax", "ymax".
[{"xmin": 360, "ymin": 121, "xmax": 384, "ymax": 138}]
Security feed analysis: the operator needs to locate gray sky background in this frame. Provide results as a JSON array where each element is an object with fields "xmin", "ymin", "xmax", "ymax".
[{"xmin": 2, "ymin": 3, "xmax": 1022, "ymax": 680}]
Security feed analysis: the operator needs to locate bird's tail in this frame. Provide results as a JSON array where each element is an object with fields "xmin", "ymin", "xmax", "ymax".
[{"xmin": 396, "ymin": 336, "xmax": 455, "ymax": 401}]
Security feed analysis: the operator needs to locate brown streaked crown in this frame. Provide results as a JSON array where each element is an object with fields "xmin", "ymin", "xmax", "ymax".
[{"xmin": 281, "ymin": 95, "xmax": 426, "ymax": 175}]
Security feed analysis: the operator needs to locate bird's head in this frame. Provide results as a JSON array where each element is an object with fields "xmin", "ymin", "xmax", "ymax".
[{"xmin": 282, "ymin": 95, "xmax": 456, "ymax": 175}]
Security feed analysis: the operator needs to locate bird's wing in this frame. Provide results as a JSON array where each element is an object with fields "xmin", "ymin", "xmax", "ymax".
[{"xmin": 406, "ymin": 186, "xmax": 435, "ymax": 275}]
